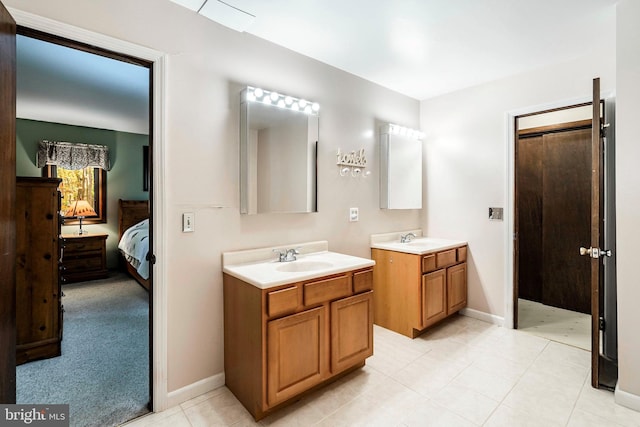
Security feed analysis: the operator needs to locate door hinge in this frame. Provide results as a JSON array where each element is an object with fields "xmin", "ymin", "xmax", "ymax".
[
  {"xmin": 146, "ymin": 253, "xmax": 157, "ymax": 264},
  {"xmin": 601, "ymin": 122, "xmax": 610, "ymax": 138},
  {"xmin": 599, "ymin": 316, "xmax": 606, "ymax": 331}
]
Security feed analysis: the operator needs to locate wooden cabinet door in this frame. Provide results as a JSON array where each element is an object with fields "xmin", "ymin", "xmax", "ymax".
[
  {"xmin": 267, "ymin": 306, "xmax": 327, "ymax": 406},
  {"xmin": 447, "ymin": 263, "xmax": 467, "ymax": 314},
  {"xmin": 331, "ymin": 291, "xmax": 373, "ymax": 373},
  {"xmin": 422, "ymin": 269, "xmax": 447, "ymax": 328}
]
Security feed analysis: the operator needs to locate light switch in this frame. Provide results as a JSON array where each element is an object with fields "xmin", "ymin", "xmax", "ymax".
[
  {"xmin": 182, "ymin": 212, "xmax": 195, "ymax": 232},
  {"xmin": 489, "ymin": 207, "xmax": 503, "ymax": 221}
]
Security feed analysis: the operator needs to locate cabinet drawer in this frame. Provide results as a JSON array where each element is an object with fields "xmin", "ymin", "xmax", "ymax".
[
  {"xmin": 61, "ymin": 256, "xmax": 103, "ymax": 273},
  {"xmin": 422, "ymin": 254, "xmax": 436, "ymax": 273},
  {"xmin": 304, "ymin": 275, "xmax": 351, "ymax": 306},
  {"xmin": 457, "ymin": 246, "xmax": 467, "ymax": 262},
  {"xmin": 267, "ymin": 286, "xmax": 299, "ymax": 318},
  {"xmin": 62, "ymin": 239, "xmax": 104, "ymax": 253},
  {"xmin": 353, "ymin": 269, "xmax": 373, "ymax": 293},
  {"xmin": 436, "ymin": 249, "xmax": 456, "ymax": 269}
]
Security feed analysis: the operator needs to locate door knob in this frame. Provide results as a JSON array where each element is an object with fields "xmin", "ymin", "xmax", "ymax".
[{"xmin": 579, "ymin": 246, "xmax": 612, "ymax": 258}]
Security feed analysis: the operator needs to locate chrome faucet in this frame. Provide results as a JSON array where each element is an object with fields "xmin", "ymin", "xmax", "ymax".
[
  {"xmin": 400, "ymin": 232, "xmax": 416, "ymax": 243},
  {"xmin": 273, "ymin": 247, "xmax": 300, "ymax": 262}
]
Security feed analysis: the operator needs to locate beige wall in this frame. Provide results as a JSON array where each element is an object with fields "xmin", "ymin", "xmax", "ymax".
[
  {"xmin": 616, "ymin": 0, "xmax": 640, "ymax": 405},
  {"xmin": 5, "ymin": 0, "xmax": 421, "ymax": 394},
  {"xmin": 420, "ymin": 53, "xmax": 615, "ymax": 318}
]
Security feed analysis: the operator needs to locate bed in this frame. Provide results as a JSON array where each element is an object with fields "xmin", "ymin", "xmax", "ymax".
[{"xmin": 118, "ymin": 199, "xmax": 151, "ymax": 291}]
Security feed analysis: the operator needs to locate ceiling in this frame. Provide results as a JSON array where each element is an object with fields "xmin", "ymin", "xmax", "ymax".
[
  {"xmin": 171, "ymin": 0, "xmax": 618, "ymax": 100},
  {"xmin": 16, "ymin": 1, "xmax": 618, "ymax": 135}
]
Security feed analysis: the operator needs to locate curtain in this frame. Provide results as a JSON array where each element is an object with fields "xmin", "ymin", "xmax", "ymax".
[{"xmin": 36, "ymin": 140, "xmax": 111, "ymax": 171}]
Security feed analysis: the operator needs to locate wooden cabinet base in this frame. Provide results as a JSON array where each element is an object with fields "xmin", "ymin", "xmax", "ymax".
[
  {"xmin": 224, "ymin": 268, "xmax": 374, "ymax": 421},
  {"xmin": 16, "ymin": 338, "xmax": 61, "ymax": 365},
  {"xmin": 372, "ymin": 246, "xmax": 467, "ymax": 339}
]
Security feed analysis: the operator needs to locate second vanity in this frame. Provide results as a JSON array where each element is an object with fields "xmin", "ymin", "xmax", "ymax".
[
  {"xmin": 222, "ymin": 241, "xmax": 375, "ymax": 420},
  {"xmin": 370, "ymin": 231, "xmax": 468, "ymax": 338}
]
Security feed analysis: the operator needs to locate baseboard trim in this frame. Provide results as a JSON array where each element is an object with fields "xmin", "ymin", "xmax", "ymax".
[
  {"xmin": 166, "ymin": 372, "xmax": 225, "ymax": 409},
  {"xmin": 460, "ymin": 308, "xmax": 505, "ymax": 327},
  {"xmin": 615, "ymin": 384, "xmax": 640, "ymax": 412}
]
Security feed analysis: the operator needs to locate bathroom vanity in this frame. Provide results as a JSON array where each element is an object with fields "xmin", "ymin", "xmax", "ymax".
[
  {"xmin": 222, "ymin": 241, "xmax": 375, "ymax": 420},
  {"xmin": 370, "ymin": 232, "xmax": 467, "ymax": 338}
]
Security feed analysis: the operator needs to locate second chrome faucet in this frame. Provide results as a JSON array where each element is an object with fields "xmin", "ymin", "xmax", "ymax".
[{"xmin": 273, "ymin": 247, "xmax": 300, "ymax": 262}]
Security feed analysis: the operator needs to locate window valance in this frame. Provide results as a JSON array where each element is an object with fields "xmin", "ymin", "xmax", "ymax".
[{"xmin": 36, "ymin": 140, "xmax": 111, "ymax": 171}]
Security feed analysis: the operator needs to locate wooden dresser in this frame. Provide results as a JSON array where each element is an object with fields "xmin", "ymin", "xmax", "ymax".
[
  {"xmin": 16, "ymin": 177, "xmax": 63, "ymax": 364},
  {"xmin": 60, "ymin": 234, "xmax": 108, "ymax": 283}
]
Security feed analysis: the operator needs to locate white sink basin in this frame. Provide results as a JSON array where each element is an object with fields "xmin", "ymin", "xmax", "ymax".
[
  {"xmin": 371, "ymin": 237, "xmax": 467, "ymax": 255},
  {"xmin": 276, "ymin": 261, "xmax": 334, "ymax": 273},
  {"xmin": 222, "ymin": 241, "xmax": 375, "ymax": 289}
]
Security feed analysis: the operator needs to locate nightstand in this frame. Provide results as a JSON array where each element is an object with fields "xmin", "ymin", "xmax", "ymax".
[{"xmin": 60, "ymin": 233, "xmax": 109, "ymax": 283}]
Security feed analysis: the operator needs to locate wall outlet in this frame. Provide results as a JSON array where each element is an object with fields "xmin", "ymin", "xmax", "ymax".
[
  {"xmin": 182, "ymin": 212, "xmax": 195, "ymax": 232},
  {"xmin": 349, "ymin": 207, "xmax": 359, "ymax": 222}
]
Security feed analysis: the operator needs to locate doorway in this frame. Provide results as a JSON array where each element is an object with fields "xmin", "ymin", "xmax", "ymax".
[
  {"xmin": 14, "ymin": 27, "xmax": 154, "ymax": 426},
  {"xmin": 514, "ymin": 104, "xmax": 594, "ymax": 350}
]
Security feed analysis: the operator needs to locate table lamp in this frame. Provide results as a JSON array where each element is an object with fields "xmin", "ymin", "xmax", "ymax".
[{"xmin": 64, "ymin": 200, "xmax": 97, "ymax": 235}]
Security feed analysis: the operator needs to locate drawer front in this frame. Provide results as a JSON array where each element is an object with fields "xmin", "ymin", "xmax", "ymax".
[
  {"xmin": 457, "ymin": 246, "xmax": 467, "ymax": 262},
  {"xmin": 422, "ymin": 254, "xmax": 436, "ymax": 273},
  {"xmin": 61, "ymin": 256, "xmax": 103, "ymax": 273},
  {"xmin": 267, "ymin": 286, "xmax": 299, "ymax": 318},
  {"xmin": 62, "ymin": 238, "xmax": 104, "ymax": 254},
  {"xmin": 353, "ymin": 269, "xmax": 373, "ymax": 293},
  {"xmin": 436, "ymin": 249, "xmax": 456, "ymax": 269},
  {"xmin": 304, "ymin": 275, "xmax": 351, "ymax": 306}
]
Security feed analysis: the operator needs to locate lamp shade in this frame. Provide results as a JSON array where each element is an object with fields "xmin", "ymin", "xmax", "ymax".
[{"xmin": 64, "ymin": 200, "xmax": 97, "ymax": 218}]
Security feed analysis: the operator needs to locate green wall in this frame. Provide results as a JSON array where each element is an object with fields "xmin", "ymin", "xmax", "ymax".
[{"xmin": 16, "ymin": 119, "xmax": 149, "ymax": 269}]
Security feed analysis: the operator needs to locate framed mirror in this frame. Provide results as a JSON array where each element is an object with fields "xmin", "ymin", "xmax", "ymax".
[
  {"xmin": 240, "ymin": 86, "xmax": 319, "ymax": 214},
  {"xmin": 380, "ymin": 123, "xmax": 424, "ymax": 209}
]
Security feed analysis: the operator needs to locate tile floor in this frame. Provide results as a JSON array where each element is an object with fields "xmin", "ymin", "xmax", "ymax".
[
  {"xmin": 517, "ymin": 298, "xmax": 591, "ymax": 351},
  {"xmin": 122, "ymin": 315, "xmax": 639, "ymax": 427}
]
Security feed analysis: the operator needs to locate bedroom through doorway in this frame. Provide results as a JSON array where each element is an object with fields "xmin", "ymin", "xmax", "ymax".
[{"xmin": 14, "ymin": 27, "xmax": 153, "ymax": 427}]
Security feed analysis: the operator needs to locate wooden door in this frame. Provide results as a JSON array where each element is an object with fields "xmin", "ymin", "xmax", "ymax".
[
  {"xmin": 584, "ymin": 78, "xmax": 606, "ymax": 388},
  {"xmin": 516, "ymin": 123, "xmax": 592, "ymax": 314},
  {"xmin": 330, "ymin": 291, "xmax": 373, "ymax": 373},
  {"xmin": 267, "ymin": 306, "xmax": 327, "ymax": 406},
  {"xmin": 0, "ymin": 0, "xmax": 16, "ymax": 404},
  {"xmin": 447, "ymin": 263, "xmax": 467, "ymax": 314},
  {"xmin": 542, "ymin": 128, "xmax": 592, "ymax": 313},
  {"xmin": 421, "ymin": 269, "xmax": 446, "ymax": 328}
]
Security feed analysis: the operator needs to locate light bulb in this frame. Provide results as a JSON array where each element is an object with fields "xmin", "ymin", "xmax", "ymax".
[
  {"xmin": 285, "ymin": 96, "xmax": 293, "ymax": 105},
  {"xmin": 312, "ymin": 103, "xmax": 320, "ymax": 112},
  {"xmin": 304, "ymin": 106, "xmax": 312, "ymax": 114},
  {"xmin": 298, "ymin": 99, "xmax": 307, "ymax": 109},
  {"xmin": 270, "ymin": 92, "xmax": 279, "ymax": 102},
  {"xmin": 278, "ymin": 100, "xmax": 285, "ymax": 108},
  {"xmin": 246, "ymin": 91, "xmax": 256, "ymax": 101},
  {"xmin": 254, "ymin": 88, "xmax": 264, "ymax": 98}
]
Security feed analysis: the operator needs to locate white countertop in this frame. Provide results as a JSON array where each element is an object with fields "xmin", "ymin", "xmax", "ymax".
[
  {"xmin": 370, "ymin": 231, "xmax": 467, "ymax": 255},
  {"xmin": 222, "ymin": 241, "xmax": 375, "ymax": 289}
]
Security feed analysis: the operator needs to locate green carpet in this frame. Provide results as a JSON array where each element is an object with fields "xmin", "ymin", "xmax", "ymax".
[{"xmin": 16, "ymin": 274, "xmax": 150, "ymax": 427}]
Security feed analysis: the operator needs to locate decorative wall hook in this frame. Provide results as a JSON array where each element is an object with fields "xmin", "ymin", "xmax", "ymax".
[{"xmin": 337, "ymin": 148, "xmax": 370, "ymax": 177}]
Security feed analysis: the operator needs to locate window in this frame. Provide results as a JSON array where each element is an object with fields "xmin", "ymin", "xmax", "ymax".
[
  {"xmin": 45, "ymin": 165, "xmax": 107, "ymax": 224},
  {"xmin": 37, "ymin": 140, "xmax": 110, "ymax": 225}
]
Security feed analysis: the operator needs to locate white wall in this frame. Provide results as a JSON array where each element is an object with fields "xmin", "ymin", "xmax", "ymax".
[
  {"xmin": 4, "ymin": 0, "xmax": 421, "ymax": 396},
  {"xmin": 615, "ymin": 0, "xmax": 640, "ymax": 408},
  {"xmin": 420, "ymin": 47, "xmax": 615, "ymax": 319}
]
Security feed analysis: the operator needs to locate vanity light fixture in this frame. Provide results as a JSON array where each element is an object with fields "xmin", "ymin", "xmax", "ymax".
[
  {"xmin": 388, "ymin": 123, "xmax": 425, "ymax": 140},
  {"xmin": 244, "ymin": 86, "xmax": 320, "ymax": 116}
]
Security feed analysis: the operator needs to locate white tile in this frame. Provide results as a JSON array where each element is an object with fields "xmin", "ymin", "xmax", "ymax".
[
  {"xmin": 184, "ymin": 387, "xmax": 257, "ymax": 426},
  {"xmin": 575, "ymin": 383, "xmax": 640, "ymax": 427},
  {"xmin": 452, "ymin": 364, "xmax": 518, "ymax": 401},
  {"xmin": 568, "ymin": 408, "xmax": 625, "ymax": 427},
  {"xmin": 400, "ymin": 398, "xmax": 477, "ymax": 427},
  {"xmin": 485, "ymin": 404, "xmax": 564, "ymax": 427},
  {"xmin": 121, "ymin": 406, "xmax": 192, "ymax": 427},
  {"xmin": 391, "ymin": 352, "xmax": 470, "ymax": 398},
  {"xmin": 432, "ymin": 383, "xmax": 500, "ymax": 425},
  {"xmin": 501, "ymin": 369, "xmax": 582, "ymax": 425}
]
